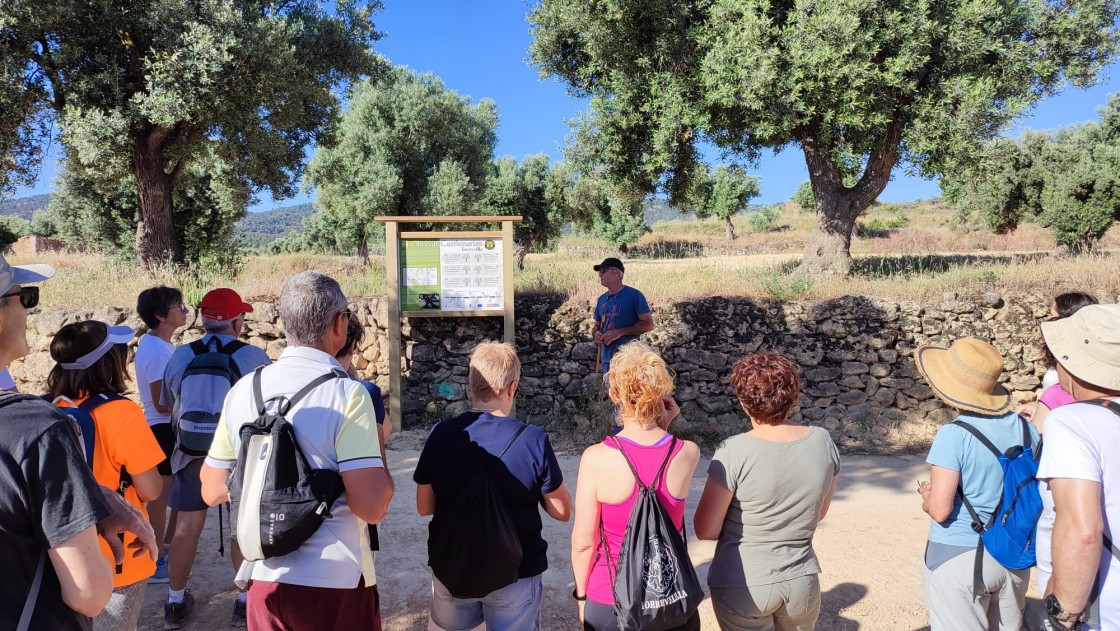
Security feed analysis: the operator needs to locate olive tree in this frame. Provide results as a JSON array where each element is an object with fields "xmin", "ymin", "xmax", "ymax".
[
  {"xmin": 529, "ymin": 0, "xmax": 1119, "ymax": 274},
  {"xmin": 1, "ymin": 0, "xmax": 381, "ymax": 269}
]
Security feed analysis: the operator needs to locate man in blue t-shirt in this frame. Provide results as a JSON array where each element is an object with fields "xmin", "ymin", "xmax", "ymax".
[
  {"xmin": 415, "ymin": 341, "xmax": 571, "ymax": 631},
  {"xmin": 593, "ymin": 257, "xmax": 653, "ymax": 374}
]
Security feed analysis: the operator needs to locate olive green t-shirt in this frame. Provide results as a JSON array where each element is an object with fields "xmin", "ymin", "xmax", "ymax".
[{"xmin": 706, "ymin": 426, "xmax": 840, "ymax": 587}]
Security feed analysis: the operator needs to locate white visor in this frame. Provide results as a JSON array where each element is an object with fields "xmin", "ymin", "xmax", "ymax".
[{"xmin": 60, "ymin": 324, "xmax": 134, "ymax": 370}]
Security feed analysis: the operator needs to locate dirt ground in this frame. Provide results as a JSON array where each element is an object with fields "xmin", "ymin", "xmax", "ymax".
[{"xmin": 137, "ymin": 429, "xmax": 1031, "ymax": 630}]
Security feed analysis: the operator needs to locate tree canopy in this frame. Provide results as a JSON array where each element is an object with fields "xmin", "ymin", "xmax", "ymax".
[
  {"xmin": 1, "ymin": 0, "xmax": 381, "ymax": 268},
  {"xmin": 944, "ymin": 95, "xmax": 1120, "ymax": 253},
  {"xmin": 307, "ymin": 65, "xmax": 498, "ymax": 262},
  {"xmin": 529, "ymin": 0, "xmax": 1120, "ymax": 274},
  {"xmin": 683, "ymin": 164, "xmax": 761, "ymax": 240}
]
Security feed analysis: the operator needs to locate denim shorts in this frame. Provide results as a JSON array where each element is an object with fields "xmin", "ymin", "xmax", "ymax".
[{"xmin": 429, "ymin": 573, "xmax": 542, "ymax": 631}]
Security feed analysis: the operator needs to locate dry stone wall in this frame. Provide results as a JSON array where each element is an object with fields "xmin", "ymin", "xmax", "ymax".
[{"xmin": 10, "ymin": 291, "xmax": 1057, "ymax": 453}]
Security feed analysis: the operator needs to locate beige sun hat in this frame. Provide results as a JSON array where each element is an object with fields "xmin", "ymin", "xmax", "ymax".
[
  {"xmin": 914, "ymin": 337, "xmax": 1013, "ymax": 416},
  {"xmin": 1041, "ymin": 304, "xmax": 1120, "ymax": 391}
]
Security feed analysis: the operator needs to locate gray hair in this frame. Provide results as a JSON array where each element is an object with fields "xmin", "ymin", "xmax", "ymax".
[
  {"xmin": 201, "ymin": 316, "xmax": 235, "ymax": 334},
  {"xmin": 280, "ymin": 271, "xmax": 347, "ymax": 347}
]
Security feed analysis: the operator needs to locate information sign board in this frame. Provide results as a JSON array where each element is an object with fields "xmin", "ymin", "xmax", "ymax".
[{"xmin": 399, "ymin": 238, "xmax": 504, "ymax": 312}]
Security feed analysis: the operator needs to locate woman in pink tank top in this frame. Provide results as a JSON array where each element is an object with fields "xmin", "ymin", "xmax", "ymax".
[{"xmin": 570, "ymin": 343, "xmax": 702, "ymax": 631}]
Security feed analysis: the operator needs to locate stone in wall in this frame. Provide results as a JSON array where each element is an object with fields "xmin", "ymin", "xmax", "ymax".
[{"xmin": 9, "ymin": 290, "xmax": 1057, "ymax": 454}]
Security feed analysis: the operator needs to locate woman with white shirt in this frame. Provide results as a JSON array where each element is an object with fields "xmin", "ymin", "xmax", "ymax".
[{"xmin": 134, "ymin": 286, "xmax": 189, "ymax": 584}]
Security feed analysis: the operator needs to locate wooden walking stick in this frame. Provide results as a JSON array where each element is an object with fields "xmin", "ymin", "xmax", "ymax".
[{"xmin": 595, "ymin": 315, "xmax": 607, "ymax": 374}]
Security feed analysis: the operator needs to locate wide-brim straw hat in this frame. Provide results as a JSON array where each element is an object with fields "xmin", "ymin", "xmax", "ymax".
[
  {"xmin": 1041, "ymin": 304, "xmax": 1120, "ymax": 391},
  {"xmin": 915, "ymin": 338, "xmax": 1013, "ymax": 416}
]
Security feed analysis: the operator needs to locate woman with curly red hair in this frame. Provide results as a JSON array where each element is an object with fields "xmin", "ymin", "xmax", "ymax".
[{"xmin": 694, "ymin": 351, "xmax": 840, "ymax": 631}]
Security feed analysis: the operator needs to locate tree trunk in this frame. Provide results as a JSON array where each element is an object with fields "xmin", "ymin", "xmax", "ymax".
[
  {"xmin": 723, "ymin": 216, "xmax": 736, "ymax": 241},
  {"xmin": 133, "ymin": 133, "xmax": 183, "ymax": 271},
  {"xmin": 797, "ymin": 118, "xmax": 902, "ymax": 275},
  {"xmin": 514, "ymin": 241, "xmax": 530, "ymax": 271},
  {"xmin": 357, "ymin": 238, "xmax": 370, "ymax": 265},
  {"xmin": 800, "ymin": 186, "xmax": 860, "ymax": 276}
]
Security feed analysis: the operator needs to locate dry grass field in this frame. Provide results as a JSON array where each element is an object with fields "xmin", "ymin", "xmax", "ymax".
[{"xmin": 14, "ymin": 201, "xmax": 1120, "ymax": 308}]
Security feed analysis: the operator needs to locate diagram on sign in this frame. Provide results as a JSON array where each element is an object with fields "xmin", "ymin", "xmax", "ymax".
[{"xmin": 441, "ymin": 239, "xmax": 503, "ymax": 310}]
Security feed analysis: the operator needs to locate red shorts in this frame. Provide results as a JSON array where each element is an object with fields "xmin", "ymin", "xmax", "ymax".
[{"xmin": 247, "ymin": 578, "xmax": 382, "ymax": 631}]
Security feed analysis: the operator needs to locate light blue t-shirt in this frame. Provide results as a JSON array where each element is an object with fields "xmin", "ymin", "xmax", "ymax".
[
  {"xmin": 594, "ymin": 285, "xmax": 651, "ymax": 371},
  {"xmin": 925, "ymin": 411, "xmax": 1040, "ymax": 546}
]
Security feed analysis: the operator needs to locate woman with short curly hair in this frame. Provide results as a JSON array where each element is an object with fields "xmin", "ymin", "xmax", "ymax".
[
  {"xmin": 570, "ymin": 342, "xmax": 702, "ymax": 630},
  {"xmin": 694, "ymin": 351, "xmax": 840, "ymax": 631}
]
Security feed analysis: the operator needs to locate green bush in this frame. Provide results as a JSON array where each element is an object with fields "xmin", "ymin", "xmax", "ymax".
[
  {"xmin": 792, "ymin": 181, "xmax": 814, "ymax": 213},
  {"xmin": 748, "ymin": 204, "xmax": 782, "ymax": 233}
]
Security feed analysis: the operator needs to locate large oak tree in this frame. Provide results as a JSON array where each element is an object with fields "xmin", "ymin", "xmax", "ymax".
[
  {"xmin": 529, "ymin": 0, "xmax": 1120, "ymax": 274},
  {"xmin": 1, "ymin": 0, "xmax": 381, "ymax": 269}
]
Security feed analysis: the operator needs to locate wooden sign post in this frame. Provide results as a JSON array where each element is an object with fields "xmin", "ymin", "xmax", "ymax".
[{"xmin": 375, "ymin": 215, "xmax": 521, "ymax": 430}]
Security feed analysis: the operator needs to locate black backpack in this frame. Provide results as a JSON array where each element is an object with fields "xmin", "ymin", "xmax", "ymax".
[
  {"xmin": 228, "ymin": 368, "xmax": 346, "ymax": 561},
  {"xmin": 601, "ymin": 436, "xmax": 703, "ymax": 631},
  {"xmin": 427, "ymin": 423, "xmax": 529, "ymax": 599}
]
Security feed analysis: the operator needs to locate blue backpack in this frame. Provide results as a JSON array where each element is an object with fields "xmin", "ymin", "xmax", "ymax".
[
  {"xmin": 175, "ymin": 338, "xmax": 246, "ymax": 457},
  {"xmin": 954, "ymin": 416, "xmax": 1042, "ymax": 595},
  {"xmin": 51, "ymin": 392, "xmax": 127, "ymax": 473}
]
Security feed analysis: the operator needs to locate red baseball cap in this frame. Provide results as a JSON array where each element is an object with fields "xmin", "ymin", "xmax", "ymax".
[{"xmin": 199, "ymin": 288, "xmax": 253, "ymax": 321}]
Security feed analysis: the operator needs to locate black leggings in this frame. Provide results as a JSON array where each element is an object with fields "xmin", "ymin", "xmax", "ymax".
[{"xmin": 583, "ymin": 600, "xmax": 701, "ymax": 631}]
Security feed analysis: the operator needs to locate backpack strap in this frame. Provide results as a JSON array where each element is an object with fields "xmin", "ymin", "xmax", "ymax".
[
  {"xmin": 252, "ymin": 368, "xmax": 340, "ymax": 417},
  {"xmin": 217, "ymin": 339, "xmax": 247, "ymax": 357},
  {"xmin": 497, "ymin": 425, "xmax": 529, "ymax": 460},
  {"xmin": 951, "ymin": 420, "xmax": 1005, "ymax": 599},
  {"xmin": 16, "ymin": 551, "xmax": 45, "ymax": 631},
  {"xmin": 607, "ymin": 435, "xmax": 678, "ymax": 490},
  {"xmin": 189, "ymin": 338, "xmax": 209, "ymax": 356}
]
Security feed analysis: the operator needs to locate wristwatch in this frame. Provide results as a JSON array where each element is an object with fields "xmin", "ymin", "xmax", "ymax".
[{"xmin": 1044, "ymin": 594, "xmax": 1083, "ymax": 628}]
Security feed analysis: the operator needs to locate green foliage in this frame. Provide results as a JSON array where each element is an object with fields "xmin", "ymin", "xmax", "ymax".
[
  {"xmin": 760, "ymin": 270, "xmax": 813, "ymax": 302},
  {"xmin": 478, "ymin": 154, "xmax": 569, "ymax": 263},
  {"xmin": 683, "ymin": 164, "xmax": 761, "ymax": 239},
  {"xmin": 529, "ymin": 0, "xmax": 1120, "ymax": 272},
  {"xmin": 49, "ymin": 153, "xmax": 247, "ymax": 266},
  {"xmin": 0, "ymin": 217, "xmax": 25, "ymax": 246},
  {"xmin": 307, "ymin": 66, "xmax": 498, "ymax": 259},
  {"xmin": 562, "ymin": 173, "xmax": 649, "ymax": 248},
  {"xmin": 1, "ymin": 0, "xmax": 381, "ymax": 266},
  {"xmin": 748, "ymin": 205, "xmax": 782, "ymax": 234},
  {"xmin": 792, "ymin": 181, "xmax": 815, "ymax": 214},
  {"xmin": 942, "ymin": 95, "xmax": 1120, "ymax": 253},
  {"xmin": 28, "ymin": 209, "xmax": 59, "ymax": 237}
]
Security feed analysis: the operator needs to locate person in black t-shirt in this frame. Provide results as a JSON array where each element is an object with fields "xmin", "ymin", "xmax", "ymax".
[
  {"xmin": 415, "ymin": 341, "xmax": 571, "ymax": 631},
  {"xmin": 0, "ymin": 254, "xmax": 158, "ymax": 630}
]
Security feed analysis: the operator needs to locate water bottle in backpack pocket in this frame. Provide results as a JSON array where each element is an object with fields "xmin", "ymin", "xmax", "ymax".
[{"xmin": 175, "ymin": 338, "xmax": 246, "ymax": 457}]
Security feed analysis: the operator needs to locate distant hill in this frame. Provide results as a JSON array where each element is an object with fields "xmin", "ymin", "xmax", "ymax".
[
  {"xmin": 0, "ymin": 194, "xmax": 50, "ymax": 220},
  {"xmin": 235, "ymin": 203, "xmax": 314, "ymax": 249},
  {"xmin": 644, "ymin": 198, "xmax": 693, "ymax": 224}
]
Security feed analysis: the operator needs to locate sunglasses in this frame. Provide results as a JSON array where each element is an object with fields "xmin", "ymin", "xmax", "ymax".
[{"xmin": 0, "ymin": 286, "xmax": 39, "ymax": 309}]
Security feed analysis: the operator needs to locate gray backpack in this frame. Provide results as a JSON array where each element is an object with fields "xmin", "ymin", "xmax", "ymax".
[{"xmin": 175, "ymin": 338, "xmax": 245, "ymax": 457}]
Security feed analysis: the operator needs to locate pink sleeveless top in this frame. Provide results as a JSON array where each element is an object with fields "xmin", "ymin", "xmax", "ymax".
[{"xmin": 586, "ymin": 436, "xmax": 687, "ymax": 604}]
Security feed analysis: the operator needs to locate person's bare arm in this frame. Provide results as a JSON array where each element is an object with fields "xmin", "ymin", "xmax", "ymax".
[
  {"xmin": 571, "ymin": 450, "xmax": 602, "ymax": 601},
  {"xmin": 148, "ymin": 380, "xmax": 170, "ymax": 414},
  {"xmin": 343, "ymin": 467, "xmax": 394, "ymax": 524},
  {"xmin": 199, "ymin": 462, "xmax": 231, "ymax": 507},
  {"xmin": 95, "ymin": 487, "xmax": 157, "ymax": 563},
  {"xmin": 129, "ymin": 466, "xmax": 163, "ymax": 503},
  {"xmin": 1046, "ymin": 477, "xmax": 1105, "ymax": 618},
  {"xmin": 600, "ymin": 313, "xmax": 654, "ymax": 345},
  {"xmin": 48, "ymin": 525, "xmax": 113, "ymax": 617},
  {"xmin": 918, "ymin": 465, "xmax": 959, "ymax": 523},
  {"xmin": 819, "ymin": 474, "xmax": 839, "ymax": 521},
  {"xmin": 416, "ymin": 483, "xmax": 435, "ymax": 517},
  {"xmin": 542, "ymin": 484, "xmax": 572, "ymax": 522},
  {"xmin": 694, "ymin": 477, "xmax": 733, "ymax": 540}
]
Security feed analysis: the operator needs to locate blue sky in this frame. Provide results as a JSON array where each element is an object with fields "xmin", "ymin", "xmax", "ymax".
[{"xmin": 13, "ymin": 0, "xmax": 1120, "ymax": 210}]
